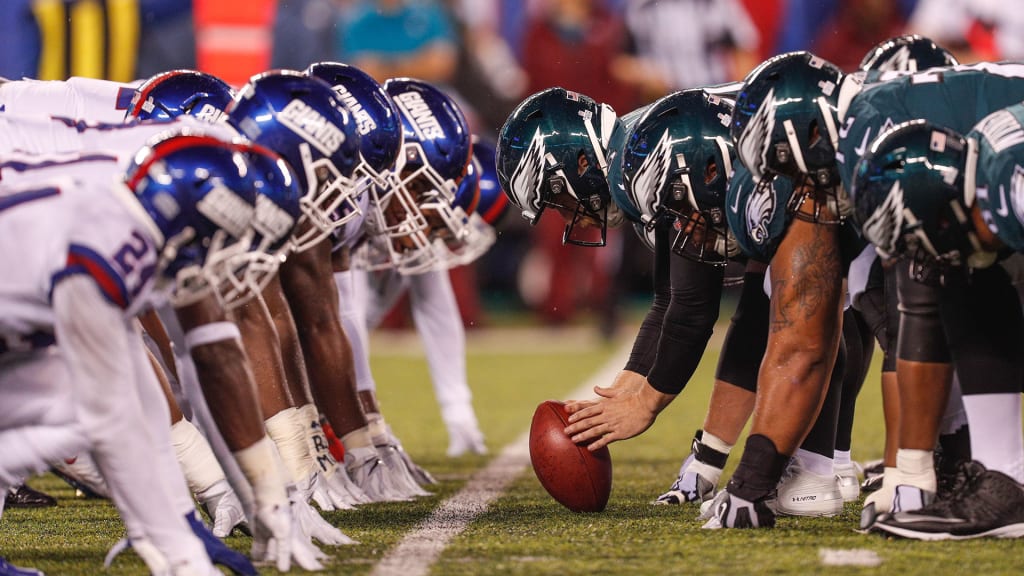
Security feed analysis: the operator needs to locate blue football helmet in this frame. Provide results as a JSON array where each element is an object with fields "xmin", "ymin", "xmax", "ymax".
[
  {"xmin": 732, "ymin": 52, "xmax": 847, "ymax": 223},
  {"xmin": 440, "ymin": 135, "xmax": 507, "ymax": 267},
  {"xmin": 305, "ymin": 62, "xmax": 404, "ymax": 193},
  {"xmin": 497, "ymin": 87, "xmax": 621, "ymax": 247},
  {"xmin": 124, "ymin": 130, "xmax": 258, "ymax": 307},
  {"xmin": 127, "ymin": 70, "xmax": 234, "ymax": 123},
  {"xmin": 227, "ymin": 70, "xmax": 362, "ymax": 253},
  {"xmin": 362, "ymin": 78, "xmax": 472, "ymax": 274},
  {"xmin": 620, "ymin": 89, "xmax": 738, "ymax": 265},
  {"xmin": 860, "ymin": 34, "xmax": 958, "ymax": 73},
  {"xmin": 852, "ymin": 120, "xmax": 990, "ymax": 284},
  {"xmin": 218, "ymin": 142, "xmax": 303, "ymax": 304},
  {"xmin": 470, "ymin": 136, "xmax": 508, "ymax": 226}
]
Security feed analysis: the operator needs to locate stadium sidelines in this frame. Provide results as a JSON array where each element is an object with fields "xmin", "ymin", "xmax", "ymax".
[{"xmin": 370, "ymin": 340, "xmax": 632, "ymax": 576}]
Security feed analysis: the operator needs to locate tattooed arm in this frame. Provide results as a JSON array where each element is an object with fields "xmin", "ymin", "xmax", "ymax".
[{"xmin": 749, "ymin": 204, "xmax": 845, "ymax": 456}]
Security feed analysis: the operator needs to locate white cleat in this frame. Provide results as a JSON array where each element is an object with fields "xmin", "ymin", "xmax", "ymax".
[
  {"xmin": 775, "ymin": 458, "xmax": 843, "ymax": 517},
  {"xmin": 834, "ymin": 461, "xmax": 862, "ymax": 503}
]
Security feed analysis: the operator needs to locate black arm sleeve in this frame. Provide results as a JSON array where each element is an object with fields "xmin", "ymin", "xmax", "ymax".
[
  {"xmin": 624, "ymin": 223, "xmax": 672, "ymax": 375},
  {"xmin": 646, "ymin": 254, "xmax": 725, "ymax": 394},
  {"xmin": 896, "ymin": 260, "xmax": 951, "ymax": 363}
]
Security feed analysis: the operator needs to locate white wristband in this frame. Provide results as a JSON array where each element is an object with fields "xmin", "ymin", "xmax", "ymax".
[{"xmin": 184, "ymin": 321, "xmax": 240, "ymax": 351}]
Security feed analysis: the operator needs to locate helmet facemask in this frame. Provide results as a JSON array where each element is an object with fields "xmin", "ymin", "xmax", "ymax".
[
  {"xmin": 662, "ymin": 143, "xmax": 736, "ymax": 266},
  {"xmin": 290, "ymin": 142, "xmax": 362, "ymax": 253}
]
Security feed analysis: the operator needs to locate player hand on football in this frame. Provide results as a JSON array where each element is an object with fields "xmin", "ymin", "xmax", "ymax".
[
  {"xmin": 251, "ymin": 502, "xmax": 325, "ymax": 572},
  {"xmin": 564, "ymin": 370, "xmax": 646, "ymax": 413},
  {"xmin": 563, "ymin": 376, "xmax": 676, "ymax": 451}
]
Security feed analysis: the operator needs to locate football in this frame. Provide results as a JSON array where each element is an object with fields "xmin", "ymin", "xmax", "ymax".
[{"xmin": 529, "ymin": 400, "xmax": 612, "ymax": 512}]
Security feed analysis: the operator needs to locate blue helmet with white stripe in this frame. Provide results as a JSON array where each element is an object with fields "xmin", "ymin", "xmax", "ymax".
[
  {"xmin": 226, "ymin": 70, "xmax": 362, "ymax": 253},
  {"xmin": 128, "ymin": 70, "xmax": 234, "ymax": 123},
  {"xmin": 305, "ymin": 61, "xmax": 404, "ymax": 189},
  {"xmin": 125, "ymin": 130, "xmax": 258, "ymax": 307}
]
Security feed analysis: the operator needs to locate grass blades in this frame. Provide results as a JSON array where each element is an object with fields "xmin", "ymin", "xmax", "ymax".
[{"xmin": 5, "ymin": 328, "xmax": 1024, "ymax": 574}]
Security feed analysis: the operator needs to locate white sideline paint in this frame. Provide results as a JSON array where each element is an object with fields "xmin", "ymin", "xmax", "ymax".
[{"xmin": 370, "ymin": 342, "xmax": 631, "ymax": 576}]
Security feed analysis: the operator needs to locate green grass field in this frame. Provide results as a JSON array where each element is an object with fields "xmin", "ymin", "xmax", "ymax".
[{"xmin": 4, "ymin": 325, "xmax": 1024, "ymax": 575}]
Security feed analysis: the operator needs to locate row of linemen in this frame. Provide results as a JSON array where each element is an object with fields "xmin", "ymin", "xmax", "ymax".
[
  {"xmin": 0, "ymin": 63, "xmax": 506, "ymax": 576},
  {"xmin": 499, "ymin": 34, "xmax": 1024, "ymax": 539}
]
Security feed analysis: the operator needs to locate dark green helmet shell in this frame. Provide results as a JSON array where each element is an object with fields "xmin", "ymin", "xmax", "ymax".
[{"xmin": 732, "ymin": 51, "xmax": 844, "ymax": 184}]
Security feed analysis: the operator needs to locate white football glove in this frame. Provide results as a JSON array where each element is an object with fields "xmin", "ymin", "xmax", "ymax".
[
  {"xmin": 250, "ymin": 502, "xmax": 324, "ymax": 572},
  {"xmin": 289, "ymin": 483, "xmax": 357, "ymax": 546},
  {"xmin": 311, "ymin": 469, "xmax": 368, "ymax": 510},
  {"xmin": 196, "ymin": 479, "xmax": 247, "ymax": 537}
]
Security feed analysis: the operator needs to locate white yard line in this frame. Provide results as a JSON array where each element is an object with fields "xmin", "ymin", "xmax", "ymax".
[{"xmin": 370, "ymin": 342, "xmax": 631, "ymax": 576}]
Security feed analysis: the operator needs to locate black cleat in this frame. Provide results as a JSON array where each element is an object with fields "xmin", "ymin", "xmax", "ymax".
[
  {"xmin": 873, "ymin": 461, "xmax": 1024, "ymax": 540},
  {"xmin": 5, "ymin": 485, "xmax": 56, "ymax": 508}
]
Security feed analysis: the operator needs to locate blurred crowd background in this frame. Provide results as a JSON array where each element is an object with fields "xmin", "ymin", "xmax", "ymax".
[{"xmin": 2, "ymin": 0, "xmax": 1022, "ymax": 336}]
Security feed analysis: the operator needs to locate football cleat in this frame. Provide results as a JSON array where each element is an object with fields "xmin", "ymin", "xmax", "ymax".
[
  {"xmin": 873, "ymin": 461, "xmax": 1024, "ymax": 540},
  {"xmin": 0, "ymin": 557, "xmax": 44, "ymax": 576},
  {"xmin": 653, "ymin": 454, "xmax": 718, "ymax": 505},
  {"xmin": 835, "ymin": 461, "xmax": 862, "ymax": 503},
  {"xmin": 774, "ymin": 457, "xmax": 843, "ymax": 517},
  {"xmin": 5, "ymin": 485, "xmax": 56, "ymax": 508},
  {"xmin": 701, "ymin": 490, "xmax": 776, "ymax": 529}
]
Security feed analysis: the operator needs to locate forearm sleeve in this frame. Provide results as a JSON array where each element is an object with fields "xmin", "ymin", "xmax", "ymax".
[
  {"xmin": 625, "ymin": 224, "xmax": 672, "ymax": 375},
  {"xmin": 647, "ymin": 256, "xmax": 724, "ymax": 394}
]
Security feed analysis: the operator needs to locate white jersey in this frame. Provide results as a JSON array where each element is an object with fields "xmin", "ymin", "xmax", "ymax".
[
  {"xmin": 0, "ymin": 116, "xmax": 238, "ymax": 187},
  {"xmin": 0, "ymin": 77, "xmax": 139, "ymax": 124},
  {"xmin": 0, "ymin": 177, "xmax": 164, "ymax": 352}
]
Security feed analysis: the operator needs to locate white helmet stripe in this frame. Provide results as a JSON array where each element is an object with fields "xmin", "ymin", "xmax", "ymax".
[
  {"xmin": 817, "ymin": 97, "xmax": 840, "ymax": 151},
  {"xmin": 583, "ymin": 111, "xmax": 609, "ymax": 176},
  {"xmin": 714, "ymin": 136, "xmax": 732, "ymax": 180},
  {"xmin": 783, "ymin": 119, "xmax": 809, "ymax": 174}
]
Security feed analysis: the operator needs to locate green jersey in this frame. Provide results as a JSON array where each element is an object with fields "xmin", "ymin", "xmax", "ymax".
[
  {"xmin": 837, "ymin": 62, "xmax": 1024, "ymax": 192},
  {"xmin": 970, "ymin": 102, "xmax": 1024, "ymax": 252}
]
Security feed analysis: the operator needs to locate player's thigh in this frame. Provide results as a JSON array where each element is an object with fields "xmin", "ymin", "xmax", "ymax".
[{"xmin": 0, "ymin": 347, "xmax": 75, "ymax": 429}]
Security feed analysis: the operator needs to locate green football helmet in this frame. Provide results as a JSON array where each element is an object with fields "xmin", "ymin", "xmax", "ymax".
[
  {"xmin": 852, "ymin": 119, "xmax": 990, "ymax": 284},
  {"xmin": 496, "ymin": 87, "xmax": 621, "ymax": 246},
  {"xmin": 732, "ymin": 51, "xmax": 846, "ymax": 223},
  {"xmin": 619, "ymin": 89, "xmax": 738, "ymax": 265},
  {"xmin": 859, "ymin": 34, "xmax": 958, "ymax": 73}
]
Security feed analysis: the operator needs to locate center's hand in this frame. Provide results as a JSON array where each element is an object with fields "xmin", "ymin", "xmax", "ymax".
[{"xmin": 563, "ymin": 372, "xmax": 676, "ymax": 452}]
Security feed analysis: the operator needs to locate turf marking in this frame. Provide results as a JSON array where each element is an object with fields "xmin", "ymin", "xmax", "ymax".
[
  {"xmin": 818, "ymin": 548, "xmax": 883, "ymax": 567},
  {"xmin": 370, "ymin": 341, "xmax": 631, "ymax": 576}
]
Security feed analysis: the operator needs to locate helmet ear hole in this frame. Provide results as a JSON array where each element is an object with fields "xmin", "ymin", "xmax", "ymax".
[
  {"xmin": 808, "ymin": 119, "xmax": 821, "ymax": 146},
  {"xmin": 705, "ymin": 157, "xmax": 718, "ymax": 184}
]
